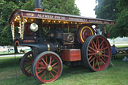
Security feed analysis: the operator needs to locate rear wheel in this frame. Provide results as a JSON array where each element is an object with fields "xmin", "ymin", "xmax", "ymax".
[
  {"xmin": 20, "ymin": 51, "xmax": 34, "ymax": 76},
  {"xmin": 32, "ymin": 51, "xmax": 63, "ymax": 83},
  {"xmin": 82, "ymin": 35, "xmax": 111, "ymax": 71}
]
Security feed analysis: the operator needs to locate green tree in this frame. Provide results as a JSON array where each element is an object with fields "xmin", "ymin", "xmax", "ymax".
[
  {"xmin": 95, "ymin": 0, "xmax": 118, "ymax": 38},
  {"xmin": 95, "ymin": 0, "xmax": 118, "ymax": 20},
  {"xmin": 0, "ymin": 1, "xmax": 19, "ymax": 45},
  {"xmin": 43, "ymin": 0, "xmax": 80, "ymax": 15},
  {"xmin": 21, "ymin": 0, "xmax": 80, "ymax": 15},
  {"xmin": 111, "ymin": 0, "xmax": 128, "ymax": 37}
]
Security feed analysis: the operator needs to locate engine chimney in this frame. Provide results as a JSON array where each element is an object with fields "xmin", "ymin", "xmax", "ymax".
[{"xmin": 35, "ymin": 0, "xmax": 43, "ymax": 11}]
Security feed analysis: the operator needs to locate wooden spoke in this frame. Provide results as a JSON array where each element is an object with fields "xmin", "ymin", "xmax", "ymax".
[
  {"xmin": 26, "ymin": 66, "xmax": 31, "ymax": 72},
  {"xmin": 100, "ymin": 56, "xmax": 106, "ymax": 61},
  {"xmin": 99, "ymin": 58, "xmax": 106, "ymax": 65},
  {"xmin": 92, "ymin": 40, "xmax": 97, "ymax": 49},
  {"xmin": 24, "ymin": 64, "xmax": 31, "ymax": 68},
  {"xmin": 44, "ymin": 71, "xmax": 46, "ymax": 80},
  {"xmin": 89, "ymin": 57, "xmax": 95, "ymax": 63},
  {"xmin": 88, "ymin": 56, "xmax": 93, "ymax": 61},
  {"xmin": 50, "ymin": 72, "xmax": 54, "ymax": 77},
  {"xmin": 49, "ymin": 72, "xmax": 51, "ymax": 80},
  {"xmin": 37, "ymin": 67, "xmax": 46, "ymax": 69},
  {"xmin": 52, "ymin": 69, "xmax": 58, "ymax": 74},
  {"xmin": 88, "ymin": 53, "xmax": 95, "ymax": 56},
  {"xmin": 40, "ymin": 71, "xmax": 46, "ymax": 78},
  {"xmin": 38, "ymin": 69, "xmax": 44, "ymax": 75},
  {"xmin": 89, "ymin": 46, "xmax": 96, "ymax": 52},
  {"xmin": 102, "ymin": 47, "xmax": 108, "ymax": 50},
  {"xmin": 52, "ymin": 62, "xmax": 58, "ymax": 67},
  {"xmin": 53, "ymin": 66, "xmax": 59, "ymax": 69},
  {"xmin": 46, "ymin": 56, "xmax": 48, "ymax": 64},
  {"xmin": 99, "ymin": 40, "xmax": 104, "ymax": 48},
  {"xmin": 42, "ymin": 58, "xmax": 48, "ymax": 66},
  {"xmin": 102, "ymin": 55, "xmax": 109, "ymax": 57},
  {"xmin": 49, "ymin": 56, "xmax": 52, "ymax": 65}
]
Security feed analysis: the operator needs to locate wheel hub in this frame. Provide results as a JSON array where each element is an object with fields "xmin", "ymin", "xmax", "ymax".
[
  {"xmin": 47, "ymin": 65, "xmax": 52, "ymax": 71},
  {"xmin": 96, "ymin": 51, "xmax": 102, "ymax": 56},
  {"xmin": 98, "ymin": 51, "xmax": 102, "ymax": 56}
]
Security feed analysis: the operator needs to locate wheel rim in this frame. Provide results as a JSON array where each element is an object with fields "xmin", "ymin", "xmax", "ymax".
[
  {"xmin": 21, "ymin": 51, "xmax": 34, "ymax": 76},
  {"xmin": 78, "ymin": 25, "xmax": 94, "ymax": 44},
  {"xmin": 34, "ymin": 53, "xmax": 62, "ymax": 83},
  {"xmin": 83, "ymin": 35, "xmax": 111, "ymax": 71}
]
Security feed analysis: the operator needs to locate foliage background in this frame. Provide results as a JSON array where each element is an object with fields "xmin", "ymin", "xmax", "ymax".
[
  {"xmin": 95, "ymin": 0, "xmax": 128, "ymax": 38},
  {"xmin": 0, "ymin": 0, "xmax": 80, "ymax": 46}
]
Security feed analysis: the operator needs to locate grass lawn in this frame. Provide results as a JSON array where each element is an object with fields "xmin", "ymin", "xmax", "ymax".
[{"xmin": 0, "ymin": 56, "xmax": 128, "ymax": 85}]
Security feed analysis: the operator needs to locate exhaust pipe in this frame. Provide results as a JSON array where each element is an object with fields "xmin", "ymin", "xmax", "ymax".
[{"xmin": 35, "ymin": 0, "xmax": 43, "ymax": 11}]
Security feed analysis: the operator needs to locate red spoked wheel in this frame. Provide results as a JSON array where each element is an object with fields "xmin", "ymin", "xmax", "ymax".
[
  {"xmin": 32, "ymin": 51, "xmax": 63, "ymax": 83},
  {"xmin": 78, "ymin": 25, "xmax": 95, "ymax": 44},
  {"xmin": 20, "ymin": 51, "xmax": 34, "ymax": 76},
  {"xmin": 82, "ymin": 35, "xmax": 111, "ymax": 71}
]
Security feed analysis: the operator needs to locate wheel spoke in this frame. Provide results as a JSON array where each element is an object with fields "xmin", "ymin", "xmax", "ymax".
[
  {"xmin": 93, "ymin": 59, "xmax": 95, "ymax": 67},
  {"xmin": 38, "ymin": 69, "xmax": 44, "ymax": 74},
  {"xmin": 50, "ymin": 72, "xmax": 54, "ymax": 77},
  {"xmin": 95, "ymin": 57, "xmax": 98, "ymax": 67},
  {"xmin": 88, "ymin": 49, "xmax": 94, "ymax": 52},
  {"xmin": 49, "ymin": 72, "xmax": 51, "ymax": 80},
  {"xmin": 51, "ymin": 58, "xmax": 55, "ymax": 64},
  {"xmin": 52, "ymin": 69, "xmax": 58, "ymax": 74},
  {"xmin": 24, "ymin": 64, "xmax": 31, "ymax": 68},
  {"xmin": 97, "ymin": 38, "xmax": 100, "ymax": 49},
  {"xmin": 37, "ymin": 67, "xmax": 46, "ymax": 69},
  {"xmin": 89, "ymin": 46, "xmax": 96, "ymax": 52},
  {"xmin": 100, "ymin": 56, "xmax": 106, "ymax": 61},
  {"xmin": 88, "ymin": 53, "xmax": 95, "ymax": 56},
  {"xmin": 92, "ymin": 40, "xmax": 97, "ymax": 49},
  {"xmin": 52, "ymin": 62, "xmax": 58, "ymax": 67},
  {"xmin": 39, "ymin": 61, "xmax": 45, "ymax": 66},
  {"xmin": 49, "ymin": 56, "xmax": 52, "ymax": 65},
  {"xmin": 40, "ymin": 71, "xmax": 46, "ymax": 78},
  {"xmin": 42, "ymin": 58, "xmax": 48, "ymax": 66},
  {"xmin": 53, "ymin": 66, "xmax": 59, "ymax": 69},
  {"xmin": 26, "ymin": 66, "xmax": 31, "ymax": 72},
  {"xmin": 89, "ymin": 57, "xmax": 95, "ymax": 63},
  {"xmin": 102, "ymin": 47, "xmax": 108, "ymax": 50},
  {"xmin": 99, "ymin": 40, "xmax": 104, "ymax": 48},
  {"xmin": 91, "ymin": 41, "xmax": 95, "ymax": 48},
  {"xmin": 100, "ymin": 44, "xmax": 104, "ymax": 49},
  {"xmin": 99, "ymin": 58, "xmax": 106, "ymax": 65},
  {"xmin": 88, "ymin": 56, "xmax": 93, "ymax": 61},
  {"xmin": 102, "ymin": 54, "xmax": 109, "ymax": 57},
  {"xmin": 44, "ymin": 71, "xmax": 46, "ymax": 80},
  {"xmin": 46, "ymin": 56, "xmax": 48, "ymax": 64},
  {"xmin": 97, "ymin": 58, "xmax": 100, "ymax": 69}
]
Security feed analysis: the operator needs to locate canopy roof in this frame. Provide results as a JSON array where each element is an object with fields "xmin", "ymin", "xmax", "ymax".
[{"xmin": 9, "ymin": 9, "xmax": 115, "ymax": 25}]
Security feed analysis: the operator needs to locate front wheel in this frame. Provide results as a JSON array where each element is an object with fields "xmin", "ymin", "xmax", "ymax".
[{"xmin": 32, "ymin": 51, "xmax": 63, "ymax": 83}]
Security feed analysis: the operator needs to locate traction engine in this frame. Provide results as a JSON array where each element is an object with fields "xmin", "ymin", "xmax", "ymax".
[{"xmin": 8, "ymin": 0, "xmax": 115, "ymax": 83}]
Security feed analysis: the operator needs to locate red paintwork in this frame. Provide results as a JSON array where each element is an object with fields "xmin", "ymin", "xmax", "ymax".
[{"xmin": 61, "ymin": 49, "xmax": 81, "ymax": 61}]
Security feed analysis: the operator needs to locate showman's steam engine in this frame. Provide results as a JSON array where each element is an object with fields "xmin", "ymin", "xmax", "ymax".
[{"xmin": 8, "ymin": 0, "xmax": 115, "ymax": 83}]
